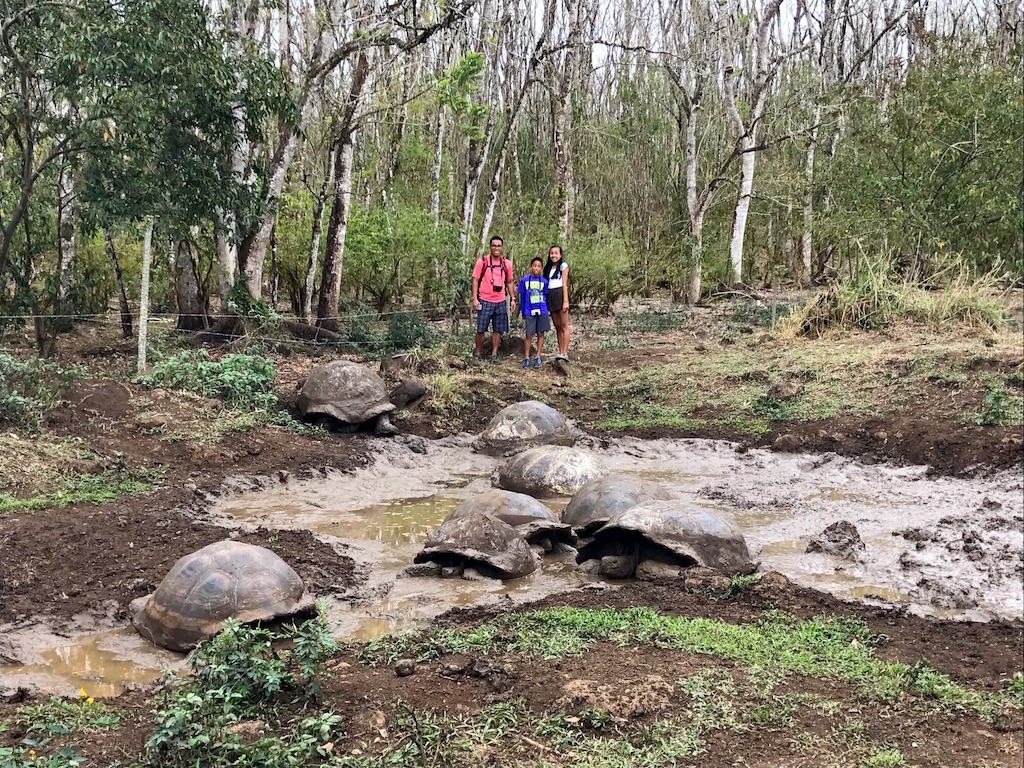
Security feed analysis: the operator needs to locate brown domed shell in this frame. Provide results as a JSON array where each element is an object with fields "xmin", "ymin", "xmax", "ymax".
[
  {"xmin": 562, "ymin": 473, "xmax": 671, "ymax": 536},
  {"xmin": 297, "ymin": 360, "xmax": 394, "ymax": 425},
  {"xmin": 414, "ymin": 514, "xmax": 540, "ymax": 579},
  {"xmin": 448, "ymin": 490, "xmax": 576, "ymax": 547},
  {"xmin": 475, "ymin": 401, "xmax": 574, "ymax": 455},
  {"xmin": 132, "ymin": 541, "xmax": 315, "ymax": 652},
  {"xmin": 493, "ymin": 446, "xmax": 608, "ymax": 497}
]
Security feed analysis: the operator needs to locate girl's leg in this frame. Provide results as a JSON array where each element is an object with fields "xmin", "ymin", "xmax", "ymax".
[
  {"xmin": 560, "ymin": 310, "xmax": 570, "ymax": 356},
  {"xmin": 552, "ymin": 312, "xmax": 564, "ymax": 355}
]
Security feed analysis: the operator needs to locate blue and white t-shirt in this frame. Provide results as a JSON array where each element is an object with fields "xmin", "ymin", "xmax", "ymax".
[{"xmin": 517, "ymin": 275, "xmax": 549, "ymax": 317}]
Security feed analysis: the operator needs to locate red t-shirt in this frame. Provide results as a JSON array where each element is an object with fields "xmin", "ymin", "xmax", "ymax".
[{"xmin": 473, "ymin": 257, "xmax": 513, "ymax": 303}]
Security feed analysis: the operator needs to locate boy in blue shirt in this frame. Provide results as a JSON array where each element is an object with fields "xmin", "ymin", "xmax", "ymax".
[{"xmin": 517, "ymin": 257, "xmax": 550, "ymax": 369}]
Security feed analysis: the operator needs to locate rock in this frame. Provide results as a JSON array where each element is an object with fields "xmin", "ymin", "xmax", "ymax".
[
  {"xmin": 754, "ymin": 571, "xmax": 789, "ymax": 592},
  {"xmin": 773, "ymin": 433, "xmax": 803, "ymax": 451},
  {"xmin": 634, "ymin": 560, "xmax": 681, "ymax": 582},
  {"xmin": 440, "ymin": 566, "xmax": 463, "ymax": 579},
  {"xmin": 682, "ymin": 566, "xmax": 731, "ymax": 593},
  {"xmin": 806, "ymin": 520, "xmax": 865, "ymax": 561},
  {"xmin": 401, "ymin": 562, "xmax": 442, "ymax": 578},
  {"xmin": 600, "ymin": 555, "xmax": 635, "ymax": 578},
  {"xmin": 277, "ymin": 470, "xmax": 290, "ymax": 483},
  {"xmin": 395, "ymin": 659, "xmax": 416, "ymax": 677},
  {"xmin": 768, "ymin": 381, "xmax": 803, "ymax": 400},
  {"xmin": 553, "ymin": 358, "xmax": 571, "ymax": 377},
  {"xmin": 404, "ymin": 436, "xmax": 428, "ymax": 454},
  {"xmin": 577, "ymin": 559, "xmax": 603, "ymax": 575},
  {"xmin": 0, "ymin": 637, "xmax": 19, "ymax": 665},
  {"xmin": 134, "ymin": 415, "xmax": 167, "ymax": 431},
  {"xmin": 390, "ymin": 378, "xmax": 429, "ymax": 409},
  {"xmin": 380, "ymin": 354, "xmax": 414, "ymax": 376}
]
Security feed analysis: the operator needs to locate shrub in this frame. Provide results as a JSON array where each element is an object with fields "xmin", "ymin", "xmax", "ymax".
[
  {"xmin": 0, "ymin": 354, "xmax": 86, "ymax": 431},
  {"xmin": 386, "ymin": 311, "xmax": 437, "ymax": 352},
  {"xmin": 136, "ymin": 351, "xmax": 277, "ymax": 410}
]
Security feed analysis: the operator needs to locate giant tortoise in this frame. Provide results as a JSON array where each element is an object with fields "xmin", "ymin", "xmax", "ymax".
[
  {"xmin": 412, "ymin": 513, "xmax": 540, "ymax": 580},
  {"xmin": 576, "ymin": 501, "xmax": 755, "ymax": 579},
  {"xmin": 561, "ymin": 473, "xmax": 671, "ymax": 537},
  {"xmin": 448, "ymin": 489, "xmax": 576, "ymax": 552},
  {"xmin": 493, "ymin": 446, "xmax": 607, "ymax": 497},
  {"xmin": 131, "ymin": 540, "xmax": 315, "ymax": 652},
  {"xmin": 474, "ymin": 401, "xmax": 574, "ymax": 455},
  {"xmin": 297, "ymin": 360, "xmax": 398, "ymax": 435}
]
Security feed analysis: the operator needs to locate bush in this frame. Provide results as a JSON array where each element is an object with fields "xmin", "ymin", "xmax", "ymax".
[
  {"xmin": 0, "ymin": 354, "xmax": 86, "ymax": 431},
  {"xmin": 136, "ymin": 351, "xmax": 277, "ymax": 410},
  {"xmin": 386, "ymin": 311, "xmax": 437, "ymax": 352}
]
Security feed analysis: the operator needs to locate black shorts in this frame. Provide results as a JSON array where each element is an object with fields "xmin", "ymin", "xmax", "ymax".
[
  {"xmin": 548, "ymin": 288, "xmax": 565, "ymax": 313},
  {"xmin": 476, "ymin": 300, "xmax": 509, "ymax": 334},
  {"xmin": 524, "ymin": 314, "xmax": 551, "ymax": 335}
]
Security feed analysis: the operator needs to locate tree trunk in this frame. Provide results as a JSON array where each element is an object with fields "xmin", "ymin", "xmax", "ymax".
[
  {"xmin": 460, "ymin": 131, "xmax": 490, "ymax": 255},
  {"xmin": 104, "ymin": 231, "xmax": 133, "ymax": 339},
  {"xmin": 683, "ymin": 91, "xmax": 702, "ymax": 305},
  {"xmin": 430, "ymin": 105, "xmax": 446, "ymax": 232},
  {"xmin": 269, "ymin": 223, "xmax": 279, "ymax": 309},
  {"xmin": 728, "ymin": 134, "xmax": 757, "ymax": 284},
  {"xmin": 137, "ymin": 217, "xmax": 155, "ymax": 374},
  {"xmin": 303, "ymin": 173, "xmax": 330, "ymax": 323},
  {"xmin": 215, "ymin": 219, "xmax": 238, "ymax": 306},
  {"xmin": 175, "ymin": 239, "xmax": 208, "ymax": 331},
  {"xmin": 553, "ymin": 83, "xmax": 575, "ymax": 242},
  {"xmin": 56, "ymin": 162, "xmax": 76, "ymax": 324},
  {"xmin": 801, "ymin": 108, "xmax": 820, "ymax": 286}
]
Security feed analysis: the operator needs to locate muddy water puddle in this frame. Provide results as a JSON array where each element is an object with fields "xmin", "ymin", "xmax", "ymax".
[{"xmin": 4, "ymin": 434, "xmax": 1021, "ymax": 697}]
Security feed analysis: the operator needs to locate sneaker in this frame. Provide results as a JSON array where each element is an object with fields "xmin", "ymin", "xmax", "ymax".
[
  {"xmin": 534, "ymin": 357, "xmax": 542, "ymax": 368},
  {"xmin": 555, "ymin": 353, "xmax": 569, "ymax": 362},
  {"xmin": 471, "ymin": 352, "xmax": 482, "ymax": 362},
  {"xmin": 522, "ymin": 358, "xmax": 530, "ymax": 369},
  {"xmin": 490, "ymin": 355, "xmax": 500, "ymax": 365}
]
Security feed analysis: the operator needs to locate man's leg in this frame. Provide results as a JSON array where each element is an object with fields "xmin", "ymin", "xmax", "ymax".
[
  {"xmin": 475, "ymin": 332, "xmax": 485, "ymax": 357},
  {"xmin": 491, "ymin": 332, "xmax": 501, "ymax": 356}
]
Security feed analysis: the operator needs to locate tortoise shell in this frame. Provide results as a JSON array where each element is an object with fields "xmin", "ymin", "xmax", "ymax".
[
  {"xmin": 131, "ymin": 540, "xmax": 315, "ymax": 652},
  {"xmin": 493, "ymin": 446, "xmax": 608, "ymax": 497},
  {"xmin": 475, "ymin": 401, "xmax": 574, "ymax": 455},
  {"xmin": 414, "ymin": 514, "xmax": 539, "ymax": 579},
  {"xmin": 577, "ymin": 501, "xmax": 755, "ymax": 575},
  {"xmin": 562, "ymin": 473, "xmax": 670, "ymax": 536},
  {"xmin": 297, "ymin": 360, "xmax": 394, "ymax": 425},
  {"xmin": 448, "ymin": 489, "xmax": 576, "ymax": 547}
]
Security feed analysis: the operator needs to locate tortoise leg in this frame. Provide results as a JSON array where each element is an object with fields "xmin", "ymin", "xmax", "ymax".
[{"xmin": 374, "ymin": 414, "xmax": 399, "ymax": 436}]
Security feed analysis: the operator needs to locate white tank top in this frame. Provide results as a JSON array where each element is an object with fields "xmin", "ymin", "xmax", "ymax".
[{"xmin": 547, "ymin": 261, "xmax": 567, "ymax": 288}]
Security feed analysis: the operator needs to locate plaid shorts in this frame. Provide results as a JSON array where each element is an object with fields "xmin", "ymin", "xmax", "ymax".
[{"xmin": 476, "ymin": 299, "xmax": 509, "ymax": 334}]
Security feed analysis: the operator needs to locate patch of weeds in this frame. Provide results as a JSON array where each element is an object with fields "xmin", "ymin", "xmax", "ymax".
[
  {"xmin": 137, "ymin": 351, "xmax": 277, "ymax": 411},
  {"xmin": 729, "ymin": 573, "xmax": 759, "ymax": 594},
  {"xmin": 748, "ymin": 392, "xmax": 794, "ymax": 421},
  {"xmin": 713, "ymin": 414, "xmax": 771, "ymax": 438},
  {"xmin": 863, "ymin": 745, "xmax": 906, "ymax": 767},
  {"xmin": 730, "ymin": 300, "xmax": 797, "ymax": 328},
  {"xmin": 386, "ymin": 311, "xmax": 438, "ymax": 353},
  {"xmin": 974, "ymin": 383, "xmax": 1010, "ymax": 425},
  {"xmin": 0, "ymin": 468, "xmax": 162, "ymax": 515},
  {"xmin": 425, "ymin": 372, "xmax": 468, "ymax": 415},
  {"xmin": 747, "ymin": 701, "xmax": 797, "ymax": 729},
  {"xmin": 17, "ymin": 693, "xmax": 120, "ymax": 735},
  {"xmin": 147, "ymin": 614, "xmax": 338, "ymax": 768},
  {"xmin": 611, "ymin": 308, "xmax": 689, "ymax": 334},
  {"xmin": 0, "ymin": 354, "xmax": 86, "ymax": 431},
  {"xmin": 598, "ymin": 336, "xmax": 634, "ymax": 350},
  {"xmin": 834, "ymin": 717, "xmax": 866, "ymax": 746},
  {"xmin": 599, "ymin": 404, "xmax": 703, "ymax": 431},
  {"xmin": 679, "ymin": 670, "xmax": 745, "ymax": 733},
  {"xmin": 0, "ymin": 723, "xmax": 85, "ymax": 767}
]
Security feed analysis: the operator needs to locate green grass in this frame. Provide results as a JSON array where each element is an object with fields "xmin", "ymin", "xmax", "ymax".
[
  {"xmin": 357, "ymin": 607, "xmax": 1019, "ymax": 722},
  {"xmin": 17, "ymin": 696, "xmax": 121, "ymax": 735},
  {"xmin": 0, "ymin": 468, "xmax": 162, "ymax": 515}
]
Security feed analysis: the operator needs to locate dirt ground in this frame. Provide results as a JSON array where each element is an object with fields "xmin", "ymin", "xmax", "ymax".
[{"xmin": 0, "ymin": 294, "xmax": 1021, "ymax": 765}]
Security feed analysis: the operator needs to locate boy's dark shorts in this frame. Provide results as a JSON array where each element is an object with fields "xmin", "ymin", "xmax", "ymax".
[
  {"xmin": 476, "ymin": 300, "xmax": 509, "ymax": 334},
  {"xmin": 524, "ymin": 314, "xmax": 551, "ymax": 335}
]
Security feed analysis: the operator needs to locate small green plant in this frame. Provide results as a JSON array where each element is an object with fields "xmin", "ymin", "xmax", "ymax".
[
  {"xmin": 749, "ymin": 392, "xmax": 793, "ymax": 421},
  {"xmin": 863, "ymin": 745, "xmax": 906, "ymax": 767},
  {"xmin": 386, "ymin": 311, "xmax": 437, "ymax": 352},
  {"xmin": 0, "ymin": 354, "xmax": 86, "ymax": 431},
  {"xmin": 226, "ymin": 279, "xmax": 281, "ymax": 326},
  {"xmin": 975, "ymin": 384, "xmax": 1009, "ymax": 425},
  {"xmin": 137, "ymin": 351, "xmax": 277, "ymax": 410},
  {"xmin": 147, "ymin": 614, "xmax": 339, "ymax": 768},
  {"xmin": 17, "ymin": 693, "xmax": 120, "ymax": 735}
]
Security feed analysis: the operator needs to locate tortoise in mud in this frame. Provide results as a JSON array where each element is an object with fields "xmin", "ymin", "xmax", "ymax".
[
  {"xmin": 131, "ymin": 540, "xmax": 315, "ymax": 652},
  {"xmin": 297, "ymin": 360, "xmax": 398, "ymax": 435},
  {"xmin": 411, "ymin": 514, "xmax": 540, "ymax": 580},
  {"xmin": 561, "ymin": 473, "xmax": 671, "ymax": 537},
  {"xmin": 493, "ymin": 445, "xmax": 608, "ymax": 497},
  {"xmin": 576, "ymin": 501, "xmax": 756, "ymax": 580},
  {"xmin": 475, "ymin": 400, "xmax": 574, "ymax": 455},
  {"xmin": 448, "ymin": 489, "xmax": 577, "ymax": 553}
]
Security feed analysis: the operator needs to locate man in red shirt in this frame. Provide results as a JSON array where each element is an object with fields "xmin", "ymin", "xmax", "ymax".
[{"xmin": 472, "ymin": 236, "xmax": 517, "ymax": 363}]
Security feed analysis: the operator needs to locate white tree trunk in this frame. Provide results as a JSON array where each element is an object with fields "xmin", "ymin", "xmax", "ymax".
[
  {"xmin": 430, "ymin": 105, "xmax": 446, "ymax": 231},
  {"xmin": 460, "ymin": 138, "xmax": 489, "ymax": 255},
  {"xmin": 684, "ymin": 95, "xmax": 701, "ymax": 305},
  {"xmin": 56, "ymin": 163, "xmax": 76, "ymax": 316},
  {"xmin": 326, "ymin": 140, "xmax": 355, "ymax": 310},
  {"xmin": 479, "ymin": 145, "xmax": 510, "ymax": 253},
  {"xmin": 801, "ymin": 107, "xmax": 821, "ymax": 285},
  {"xmin": 136, "ymin": 217, "xmax": 155, "ymax": 374},
  {"xmin": 728, "ymin": 134, "xmax": 757, "ymax": 284}
]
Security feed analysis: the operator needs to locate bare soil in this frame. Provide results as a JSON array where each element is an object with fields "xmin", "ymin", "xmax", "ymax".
[{"xmin": 0, "ymin": 299, "xmax": 1021, "ymax": 766}]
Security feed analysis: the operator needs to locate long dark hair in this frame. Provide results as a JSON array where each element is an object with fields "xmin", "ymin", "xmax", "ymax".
[{"xmin": 544, "ymin": 245, "xmax": 565, "ymax": 280}]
